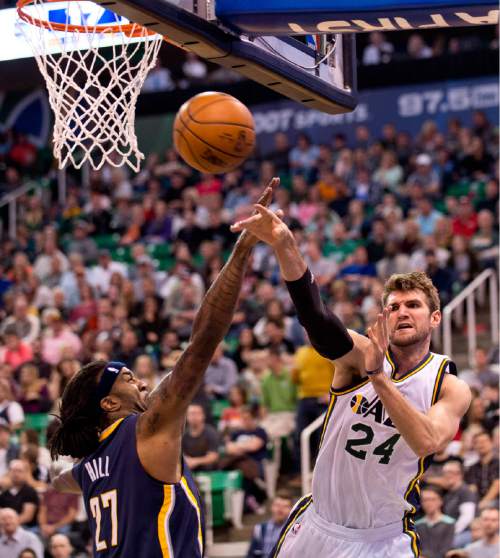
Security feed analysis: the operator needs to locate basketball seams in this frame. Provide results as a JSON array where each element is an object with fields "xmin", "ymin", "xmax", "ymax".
[
  {"xmin": 184, "ymin": 120, "xmax": 255, "ymax": 131},
  {"xmin": 177, "ymin": 112, "xmax": 249, "ymax": 160},
  {"xmin": 173, "ymin": 127, "xmax": 213, "ymax": 172},
  {"xmin": 174, "ymin": 125, "xmax": 243, "ymax": 173},
  {"xmin": 187, "ymin": 94, "xmax": 236, "ymax": 119},
  {"xmin": 187, "ymin": 97, "xmax": 254, "ymax": 128}
]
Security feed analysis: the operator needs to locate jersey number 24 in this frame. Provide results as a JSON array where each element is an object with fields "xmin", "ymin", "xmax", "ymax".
[{"xmin": 345, "ymin": 423, "xmax": 400, "ymax": 464}]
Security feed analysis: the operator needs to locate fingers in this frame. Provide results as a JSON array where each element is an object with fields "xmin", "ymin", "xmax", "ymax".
[
  {"xmin": 256, "ymin": 177, "xmax": 280, "ymax": 207},
  {"xmin": 257, "ymin": 186, "xmax": 273, "ymax": 208},
  {"xmin": 381, "ymin": 307, "xmax": 389, "ymax": 346},
  {"xmin": 230, "ymin": 213, "xmax": 262, "ymax": 233},
  {"xmin": 254, "ymin": 204, "xmax": 283, "ymax": 222}
]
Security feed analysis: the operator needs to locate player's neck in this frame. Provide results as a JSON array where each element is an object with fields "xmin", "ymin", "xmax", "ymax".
[
  {"xmin": 389, "ymin": 340, "xmax": 431, "ymax": 378},
  {"xmin": 102, "ymin": 410, "xmax": 131, "ymax": 429}
]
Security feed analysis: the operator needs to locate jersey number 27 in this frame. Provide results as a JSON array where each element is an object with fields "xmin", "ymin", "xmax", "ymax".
[{"xmin": 90, "ymin": 489, "xmax": 118, "ymax": 551}]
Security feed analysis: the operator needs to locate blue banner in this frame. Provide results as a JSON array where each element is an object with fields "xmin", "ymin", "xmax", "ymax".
[
  {"xmin": 252, "ymin": 76, "xmax": 498, "ymax": 154},
  {"xmin": 216, "ymin": 0, "xmax": 498, "ymax": 35}
]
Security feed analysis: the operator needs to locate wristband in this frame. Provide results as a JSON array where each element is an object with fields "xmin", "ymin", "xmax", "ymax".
[{"xmin": 366, "ymin": 367, "xmax": 383, "ymax": 377}]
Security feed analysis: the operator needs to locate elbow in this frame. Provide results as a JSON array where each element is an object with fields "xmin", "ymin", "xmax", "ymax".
[{"xmin": 415, "ymin": 436, "xmax": 442, "ymax": 458}]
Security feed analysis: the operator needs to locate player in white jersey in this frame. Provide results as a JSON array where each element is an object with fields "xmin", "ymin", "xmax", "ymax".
[{"xmin": 231, "ymin": 191, "xmax": 472, "ymax": 558}]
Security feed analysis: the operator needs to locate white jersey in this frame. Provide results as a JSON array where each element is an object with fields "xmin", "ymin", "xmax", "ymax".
[{"xmin": 312, "ymin": 351, "xmax": 453, "ymax": 532}]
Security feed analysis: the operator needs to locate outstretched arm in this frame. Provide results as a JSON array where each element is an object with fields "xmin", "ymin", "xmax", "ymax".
[
  {"xmin": 231, "ymin": 205, "xmax": 354, "ymax": 361},
  {"xmin": 140, "ymin": 181, "xmax": 277, "ymax": 436}
]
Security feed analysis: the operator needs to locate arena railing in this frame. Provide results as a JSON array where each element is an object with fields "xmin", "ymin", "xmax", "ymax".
[
  {"xmin": 442, "ymin": 268, "xmax": 499, "ymax": 369},
  {"xmin": 0, "ymin": 168, "xmax": 69, "ymax": 240}
]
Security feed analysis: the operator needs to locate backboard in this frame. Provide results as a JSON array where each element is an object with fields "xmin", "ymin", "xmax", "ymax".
[{"xmin": 89, "ymin": 0, "xmax": 357, "ymax": 114}]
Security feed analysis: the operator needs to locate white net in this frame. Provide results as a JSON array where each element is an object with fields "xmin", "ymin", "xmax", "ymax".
[{"xmin": 17, "ymin": 1, "xmax": 163, "ymax": 171}]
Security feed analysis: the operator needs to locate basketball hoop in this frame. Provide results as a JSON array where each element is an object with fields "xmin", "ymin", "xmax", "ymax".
[{"xmin": 17, "ymin": 0, "xmax": 163, "ymax": 171}]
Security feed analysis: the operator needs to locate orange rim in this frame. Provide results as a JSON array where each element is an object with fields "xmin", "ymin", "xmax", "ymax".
[{"xmin": 17, "ymin": 0, "xmax": 157, "ymax": 37}]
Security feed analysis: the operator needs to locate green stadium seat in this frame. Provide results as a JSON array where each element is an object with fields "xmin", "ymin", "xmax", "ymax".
[
  {"xmin": 210, "ymin": 399, "xmax": 230, "ymax": 422},
  {"xmin": 94, "ymin": 234, "xmax": 120, "ymax": 250},
  {"xmin": 194, "ymin": 470, "xmax": 243, "ymax": 528},
  {"xmin": 23, "ymin": 413, "xmax": 50, "ymax": 444}
]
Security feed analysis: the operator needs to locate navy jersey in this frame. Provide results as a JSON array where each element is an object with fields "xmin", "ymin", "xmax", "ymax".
[{"xmin": 72, "ymin": 414, "xmax": 205, "ymax": 558}]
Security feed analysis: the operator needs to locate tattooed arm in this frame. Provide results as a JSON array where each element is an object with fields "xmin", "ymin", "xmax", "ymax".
[{"xmin": 138, "ymin": 181, "xmax": 276, "ymax": 441}]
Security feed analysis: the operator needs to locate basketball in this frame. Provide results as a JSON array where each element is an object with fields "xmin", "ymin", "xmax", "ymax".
[{"xmin": 173, "ymin": 92, "xmax": 255, "ymax": 174}]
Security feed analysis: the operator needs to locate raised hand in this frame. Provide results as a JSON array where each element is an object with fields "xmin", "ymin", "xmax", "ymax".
[
  {"xmin": 364, "ymin": 307, "xmax": 390, "ymax": 375},
  {"xmin": 234, "ymin": 177, "xmax": 281, "ymax": 249},
  {"xmin": 231, "ymin": 177, "xmax": 291, "ymax": 248}
]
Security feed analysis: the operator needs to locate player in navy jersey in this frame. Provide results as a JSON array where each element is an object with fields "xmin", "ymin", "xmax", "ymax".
[{"xmin": 47, "ymin": 181, "xmax": 277, "ymax": 558}]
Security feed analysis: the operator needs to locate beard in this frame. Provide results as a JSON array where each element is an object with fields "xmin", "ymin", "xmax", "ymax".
[{"xmin": 390, "ymin": 327, "xmax": 430, "ymax": 347}]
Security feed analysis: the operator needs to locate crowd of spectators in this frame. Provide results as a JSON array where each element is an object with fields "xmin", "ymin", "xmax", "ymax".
[
  {"xmin": 361, "ymin": 27, "xmax": 498, "ymax": 66},
  {"xmin": 0, "ymin": 102, "xmax": 498, "ymax": 556}
]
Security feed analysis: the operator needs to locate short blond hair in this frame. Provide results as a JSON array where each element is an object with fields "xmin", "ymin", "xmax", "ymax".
[{"xmin": 382, "ymin": 272, "xmax": 440, "ymax": 313}]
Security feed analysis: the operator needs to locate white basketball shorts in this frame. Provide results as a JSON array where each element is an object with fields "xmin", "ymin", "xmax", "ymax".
[{"xmin": 272, "ymin": 495, "xmax": 419, "ymax": 558}]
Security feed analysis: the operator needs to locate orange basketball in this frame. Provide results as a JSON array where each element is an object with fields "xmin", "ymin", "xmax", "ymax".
[{"xmin": 173, "ymin": 92, "xmax": 255, "ymax": 174}]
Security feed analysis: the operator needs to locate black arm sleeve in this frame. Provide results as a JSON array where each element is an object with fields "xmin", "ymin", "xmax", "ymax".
[{"xmin": 285, "ymin": 268, "xmax": 354, "ymax": 360}]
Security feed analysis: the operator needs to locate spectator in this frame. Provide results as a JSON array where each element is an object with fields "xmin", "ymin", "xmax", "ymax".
[
  {"xmin": 289, "ymin": 133, "xmax": 320, "ymax": 178},
  {"xmin": 464, "ymin": 431, "xmax": 499, "ymax": 510},
  {"xmin": 0, "ymin": 380, "xmax": 24, "ymax": 430},
  {"xmin": 37, "ymin": 486, "xmax": 79, "ymax": 540},
  {"xmin": 407, "ymin": 33, "xmax": 433, "ymax": 59},
  {"xmin": 246, "ymin": 491, "xmax": 294, "ymax": 557},
  {"xmin": 442, "ymin": 460, "xmax": 477, "ymax": 547},
  {"xmin": 0, "ymin": 460, "xmax": 39, "ymax": 527},
  {"xmin": 460, "ymin": 348, "xmax": 499, "ymax": 390},
  {"xmin": 470, "ymin": 209, "xmax": 498, "ymax": 268},
  {"xmin": 132, "ymin": 354, "xmax": 161, "ymax": 392},
  {"xmin": 219, "ymin": 386, "xmax": 246, "ymax": 434},
  {"xmin": 0, "ymin": 508, "xmax": 43, "ymax": 558},
  {"xmin": 362, "ymin": 32, "xmax": 394, "ymax": 65},
  {"xmin": 338, "ymin": 246, "xmax": 377, "ymax": 287},
  {"xmin": 113, "ymin": 329, "xmax": 142, "ymax": 369},
  {"xmin": 452, "ymin": 197, "xmax": 478, "ymax": 239},
  {"xmin": 144, "ymin": 200, "xmax": 173, "ymax": 244},
  {"xmin": 415, "ymin": 486, "xmax": 455, "ymax": 558},
  {"xmin": 221, "ymin": 406, "xmax": 268, "ymax": 512},
  {"xmin": 267, "ymin": 132, "xmax": 291, "ymax": 175},
  {"xmin": 292, "ymin": 342, "xmax": 334, "ymax": 457},
  {"xmin": 33, "ymin": 236, "xmax": 69, "ymax": 285},
  {"xmin": 17, "ymin": 363, "xmax": 51, "ymax": 414},
  {"xmin": 142, "ymin": 60, "xmax": 175, "ymax": 92},
  {"xmin": 407, "ymin": 153, "xmax": 440, "ymax": 196},
  {"xmin": 0, "ymin": 327, "xmax": 33, "ymax": 369},
  {"xmin": 415, "ymin": 197, "xmax": 443, "ymax": 236},
  {"xmin": 182, "ymin": 404, "xmax": 219, "ymax": 472},
  {"xmin": 425, "ymin": 250, "xmax": 456, "ymax": 306},
  {"xmin": 0, "ymin": 419, "xmax": 19, "ymax": 478},
  {"xmin": 376, "ymin": 240, "xmax": 411, "ymax": 280},
  {"xmin": 41, "ymin": 309, "xmax": 82, "ymax": 366},
  {"xmin": 181, "ymin": 53, "xmax": 207, "ymax": 83},
  {"xmin": 261, "ymin": 319, "xmax": 295, "ymax": 355},
  {"xmin": 373, "ymin": 150, "xmax": 403, "ymax": 191},
  {"xmin": 260, "ymin": 348, "xmax": 297, "ymax": 439},
  {"xmin": 88, "ymin": 250, "xmax": 127, "ymax": 296},
  {"xmin": 445, "ymin": 507, "xmax": 499, "ymax": 558},
  {"xmin": 448, "ymin": 236, "xmax": 479, "ymax": 287},
  {"xmin": 204, "ymin": 343, "xmax": 239, "ymax": 400},
  {"xmin": 0, "ymin": 295, "xmax": 40, "ymax": 344},
  {"xmin": 232, "ymin": 328, "xmax": 261, "ymax": 372},
  {"xmin": 20, "ymin": 445, "xmax": 49, "ymax": 492},
  {"xmin": 66, "ymin": 221, "xmax": 98, "ymax": 265}
]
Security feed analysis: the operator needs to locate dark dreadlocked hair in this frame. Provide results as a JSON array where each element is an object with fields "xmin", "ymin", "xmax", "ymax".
[{"xmin": 48, "ymin": 360, "xmax": 107, "ymax": 460}]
